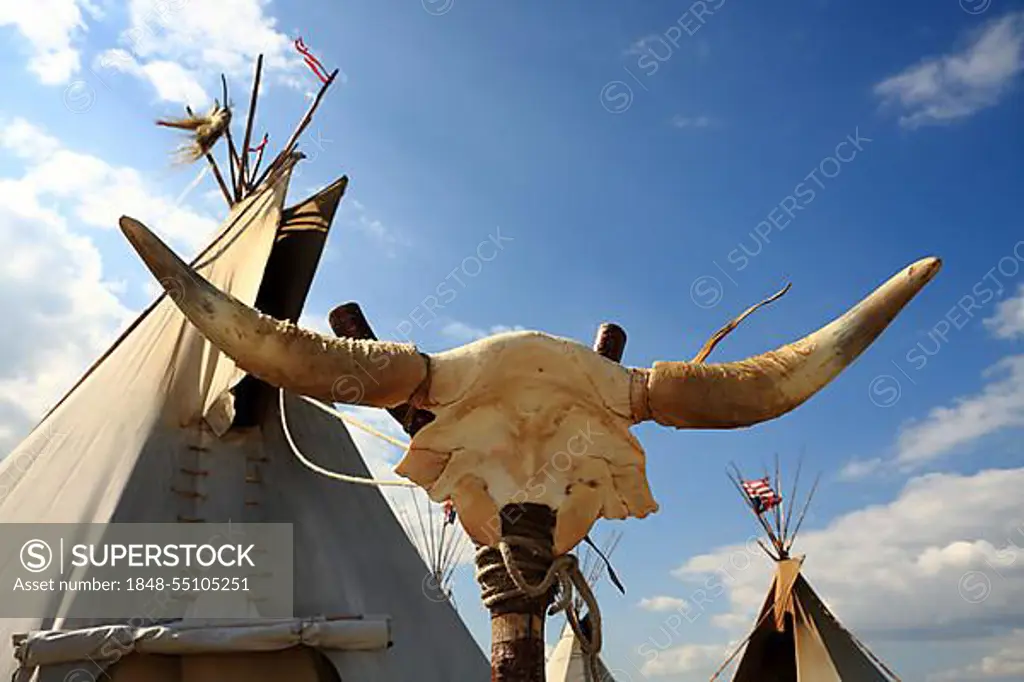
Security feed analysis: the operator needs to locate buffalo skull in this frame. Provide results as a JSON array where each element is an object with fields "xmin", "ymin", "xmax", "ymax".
[{"xmin": 120, "ymin": 216, "xmax": 940, "ymax": 554}]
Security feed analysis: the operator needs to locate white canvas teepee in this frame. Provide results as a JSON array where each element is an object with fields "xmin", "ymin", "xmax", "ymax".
[
  {"xmin": 716, "ymin": 465, "xmax": 899, "ymax": 682},
  {"xmin": 545, "ymin": 533, "xmax": 621, "ymax": 682},
  {"xmin": 0, "ymin": 66, "xmax": 489, "ymax": 678},
  {"xmin": 546, "ymin": 618, "xmax": 618, "ymax": 682}
]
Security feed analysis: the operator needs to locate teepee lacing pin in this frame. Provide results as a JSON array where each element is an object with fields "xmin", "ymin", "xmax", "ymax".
[{"xmin": 475, "ymin": 536, "xmax": 604, "ymax": 681}]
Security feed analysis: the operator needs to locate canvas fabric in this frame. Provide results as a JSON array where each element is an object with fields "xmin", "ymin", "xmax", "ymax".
[
  {"xmin": 0, "ymin": 171, "xmax": 489, "ymax": 681},
  {"xmin": 545, "ymin": 621, "xmax": 618, "ymax": 682},
  {"xmin": 729, "ymin": 561, "xmax": 895, "ymax": 682}
]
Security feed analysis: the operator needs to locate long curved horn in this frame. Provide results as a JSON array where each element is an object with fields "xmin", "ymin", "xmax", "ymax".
[
  {"xmin": 119, "ymin": 216, "xmax": 427, "ymax": 407},
  {"xmin": 633, "ymin": 257, "xmax": 941, "ymax": 429}
]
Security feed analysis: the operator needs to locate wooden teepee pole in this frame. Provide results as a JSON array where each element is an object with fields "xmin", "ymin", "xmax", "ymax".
[
  {"xmin": 239, "ymin": 54, "xmax": 264, "ymax": 192},
  {"xmin": 252, "ymin": 68, "xmax": 339, "ymax": 190},
  {"xmin": 220, "ymin": 75, "xmax": 243, "ymax": 202},
  {"xmin": 183, "ymin": 105, "xmax": 233, "ymax": 207}
]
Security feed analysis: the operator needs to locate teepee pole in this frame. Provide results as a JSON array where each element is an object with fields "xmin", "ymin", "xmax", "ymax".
[
  {"xmin": 785, "ymin": 473, "xmax": 820, "ymax": 553},
  {"xmin": 183, "ymin": 105, "xmax": 233, "ymax": 206},
  {"xmin": 220, "ymin": 75, "xmax": 243, "ymax": 202},
  {"xmin": 727, "ymin": 466, "xmax": 782, "ymax": 558},
  {"xmin": 205, "ymin": 151, "xmax": 234, "ymax": 207},
  {"xmin": 780, "ymin": 455, "xmax": 803, "ymax": 547},
  {"xmin": 239, "ymin": 55, "xmax": 264, "ymax": 192},
  {"xmin": 773, "ymin": 454, "xmax": 784, "ymax": 544},
  {"xmin": 253, "ymin": 68, "xmax": 339, "ymax": 190}
]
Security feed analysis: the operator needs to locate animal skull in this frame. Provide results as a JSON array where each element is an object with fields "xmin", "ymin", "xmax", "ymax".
[{"xmin": 119, "ymin": 216, "xmax": 941, "ymax": 554}]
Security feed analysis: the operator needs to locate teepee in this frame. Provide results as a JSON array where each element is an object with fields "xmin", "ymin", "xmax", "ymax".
[
  {"xmin": 0, "ymin": 52, "xmax": 488, "ymax": 682},
  {"xmin": 713, "ymin": 463, "xmax": 900, "ymax": 682},
  {"xmin": 545, "ymin": 532, "xmax": 622, "ymax": 682}
]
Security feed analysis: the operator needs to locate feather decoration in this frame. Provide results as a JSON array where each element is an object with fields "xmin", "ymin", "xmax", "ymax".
[{"xmin": 157, "ymin": 102, "xmax": 232, "ymax": 163}]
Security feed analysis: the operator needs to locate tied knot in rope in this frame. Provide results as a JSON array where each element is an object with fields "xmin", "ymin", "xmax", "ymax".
[{"xmin": 475, "ymin": 536, "xmax": 604, "ymax": 681}]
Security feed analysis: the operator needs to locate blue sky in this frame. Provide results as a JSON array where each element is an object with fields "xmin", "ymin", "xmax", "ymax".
[{"xmin": 2, "ymin": 0, "xmax": 1024, "ymax": 680}]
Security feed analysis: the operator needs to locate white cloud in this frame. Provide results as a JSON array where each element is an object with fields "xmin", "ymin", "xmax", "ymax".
[
  {"xmin": 0, "ymin": 117, "xmax": 218, "ymax": 252},
  {"xmin": 984, "ymin": 284, "xmax": 1024, "ymax": 340},
  {"xmin": 0, "ymin": 0, "xmax": 101, "ymax": 84},
  {"xmin": 624, "ymin": 35, "xmax": 666, "ymax": 57},
  {"xmin": 670, "ymin": 467, "xmax": 1024, "ymax": 651},
  {"xmin": 101, "ymin": 0, "xmax": 313, "ymax": 96},
  {"xmin": 440, "ymin": 322, "xmax": 526, "ymax": 344},
  {"xmin": 837, "ymin": 456, "xmax": 883, "ymax": 481},
  {"xmin": 671, "ymin": 115, "xmax": 714, "ymax": 129},
  {"xmin": 0, "ymin": 118, "xmax": 63, "ymax": 159},
  {"xmin": 638, "ymin": 596, "xmax": 690, "ymax": 612},
  {"xmin": 94, "ymin": 49, "xmax": 209, "ymax": 106},
  {"xmin": 874, "ymin": 12, "xmax": 1024, "ymax": 127},
  {"xmin": 640, "ymin": 642, "xmax": 731, "ymax": 678},
  {"xmin": 0, "ymin": 178, "xmax": 131, "ymax": 442},
  {"xmin": 0, "ymin": 116, "xmax": 218, "ymax": 451},
  {"xmin": 931, "ymin": 630, "xmax": 1024, "ymax": 681},
  {"xmin": 339, "ymin": 199, "xmax": 407, "ymax": 254},
  {"xmin": 895, "ymin": 356, "xmax": 1024, "ymax": 466},
  {"xmin": 851, "ymin": 289, "xmax": 1024, "ymax": 472}
]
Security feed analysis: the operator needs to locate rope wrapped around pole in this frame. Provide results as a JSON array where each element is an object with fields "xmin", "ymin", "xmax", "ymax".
[{"xmin": 475, "ymin": 537, "xmax": 604, "ymax": 681}]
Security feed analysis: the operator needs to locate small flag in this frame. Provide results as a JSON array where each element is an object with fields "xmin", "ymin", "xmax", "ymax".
[
  {"xmin": 741, "ymin": 477, "xmax": 782, "ymax": 515},
  {"xmin": 443, "ymin": 500, "xmax": 456, "ymax": 525},
  {"xmin": 295, "ymin": 37, "xmax": 329, "ymax": 84},
  {"xmin": 248, "ymin": 133, "xmax": 268, "ymax": 153}
]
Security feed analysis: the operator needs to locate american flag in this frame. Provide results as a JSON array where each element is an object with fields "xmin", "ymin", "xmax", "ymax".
[
  {"xmin": 442, "ymin": 500, "xmax": 456, "ymax": 526},
  {"xmin": 741, "ymin": 478, "xmax": 782, "ymax": 515}
]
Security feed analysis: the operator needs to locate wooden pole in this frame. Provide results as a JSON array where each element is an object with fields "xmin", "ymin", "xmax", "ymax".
[
  {"xmin": 593, "ymin": 323, "xmax": 626, "ymax": 362},
  {"xmin": 239, "ymin": 55, "xmax": 264, "ymax": 192},
  {"xmin": 327, "ymin": 310, "xmax": 625, "ymax": 680},
  {"xmin": 249, "ymin": 138, "xmax": 267, "ymax": 193},
  {"xmin": 252, "ymin": 68, "xmax": 339, "ymax": 190},
  {"xmin": 483, "ymin": 503, "xmax": 556, "ymax": 682},
  {"xmin": 327, "ymin": 302, "xmax": 435, "ymax": 435},
  {"xmin": 220, "ymin": 74, "xmax": 243, "ymax": 202},
  {"xmin": 184, "ymin": 105, "xmax": 233, "ymax": 207},
  {"xmin": 481, "ymin": 322, "xmax": 627, "ymax": 682}
]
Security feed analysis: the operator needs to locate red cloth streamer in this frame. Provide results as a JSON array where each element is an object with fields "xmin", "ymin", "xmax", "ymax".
[
  {"xmin": 248, "ymin": 133, "xmax": 268, "ymax": 153},
  {"xmin": 295, "ymin": 37, "xmax": 329, "ymax": 84}
]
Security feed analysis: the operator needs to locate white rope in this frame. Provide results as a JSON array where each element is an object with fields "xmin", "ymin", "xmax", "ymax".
[{"xmin": 278, "ymin": 389, "xmax": 417, "ymax": 488}]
